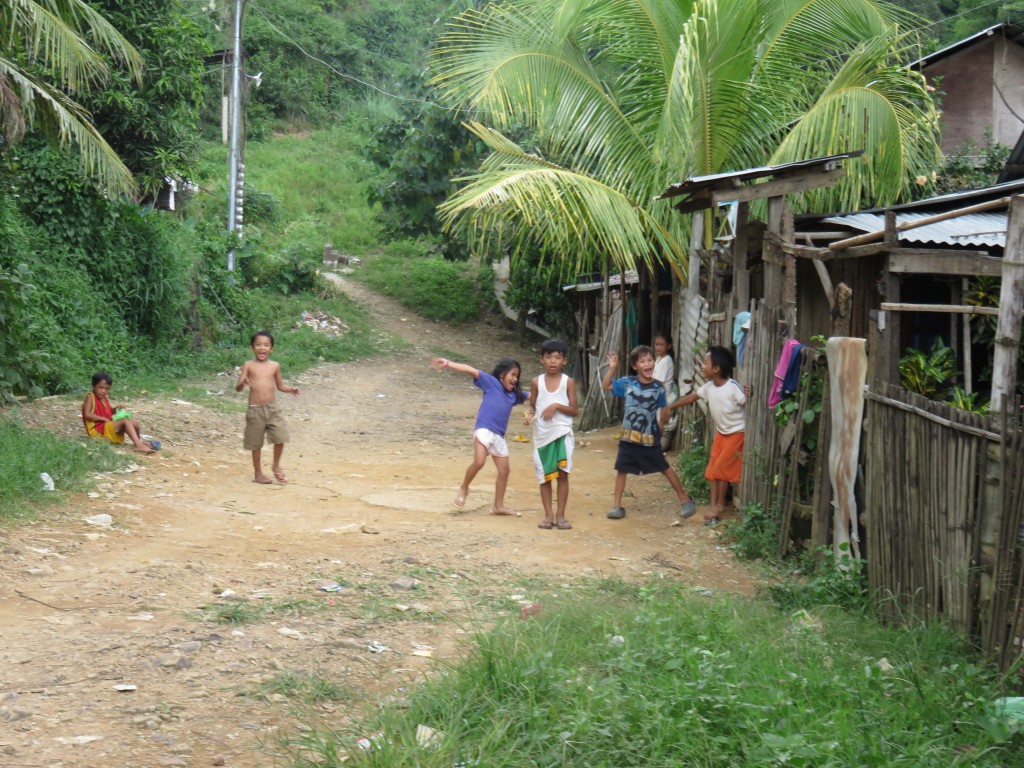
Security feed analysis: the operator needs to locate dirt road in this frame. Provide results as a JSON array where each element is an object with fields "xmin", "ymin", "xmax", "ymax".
[{"xmin": 0, "ymin": 277, "xmax": 762, "ymax": 767}]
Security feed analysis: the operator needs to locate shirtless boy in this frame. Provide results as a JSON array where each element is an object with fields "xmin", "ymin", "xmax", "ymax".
[{"xmin": 235, "ymin": 331, "xmax": 300, "ymax": 484}]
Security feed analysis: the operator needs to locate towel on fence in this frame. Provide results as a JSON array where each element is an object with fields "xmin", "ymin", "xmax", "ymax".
[
  {"xmin": 780, "ymin": 343, "xmax": 806, "ymax": 400},
  {"xmin": 768, "ymin": 338, "xmax": 802, "ymax": 408},
  {"xmin": 733, "ymin": 311, "xmax": 751, "ymax": 367}
]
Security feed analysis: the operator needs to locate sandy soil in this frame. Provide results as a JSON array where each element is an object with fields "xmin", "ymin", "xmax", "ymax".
[{"xmin": 0, "ymin": 276, "xmax": 763, "ymax": 767}]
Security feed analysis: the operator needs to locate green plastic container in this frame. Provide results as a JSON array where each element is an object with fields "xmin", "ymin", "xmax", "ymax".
[{"xmin": 992, "ymin": 697, "xmax": 1024, "ymax": 727}]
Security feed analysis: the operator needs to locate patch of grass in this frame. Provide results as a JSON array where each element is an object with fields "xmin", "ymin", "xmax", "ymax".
[
  {"xmin": 261, "ymin": 670, "xmax": 356, "ymax": 705},
  {"xmin": 243, "ymin": 123, "xmax": 384, "ymax": 254},
  {"xmin": 192, "ymin": 597, "xmax": 321, "ymax": 625},
  {"xmin": 673, "ymin": 430, "xmax": 710, "ymax": 504},
  {"xmin": 0, "ymin": 418, "xmax": 129, "ymax": 522},
  {"xmin": 356, "ymin": 241, "xmax": 482, "ymax": 323},
  {"xmin": 767, "ymin": 545, "xmax": 871, "ymax": 614},
  {"xmin": 295, "ymin": 583, "xmax": 1024, "ymax": 767}
]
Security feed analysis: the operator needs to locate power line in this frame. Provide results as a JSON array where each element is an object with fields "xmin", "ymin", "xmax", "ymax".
[{"xmin": 248, "ymin": 2, "xmax": 450, "ymax": 110}]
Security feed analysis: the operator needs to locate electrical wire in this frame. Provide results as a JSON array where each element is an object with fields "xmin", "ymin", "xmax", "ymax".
[{"xmin": 248, "ymin": 2, "xmax": 450, "ymax": 110}]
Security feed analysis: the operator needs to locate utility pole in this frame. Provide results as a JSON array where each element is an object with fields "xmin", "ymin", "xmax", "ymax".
[{"xmin": 226, "ymin": 0, "xmax": 245, "ymax": 274}]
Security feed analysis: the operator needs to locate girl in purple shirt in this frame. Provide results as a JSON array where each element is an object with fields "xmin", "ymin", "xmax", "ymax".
[{"xmin": 431, "ymin": 356, "xmax": 527, "ymax": 515}]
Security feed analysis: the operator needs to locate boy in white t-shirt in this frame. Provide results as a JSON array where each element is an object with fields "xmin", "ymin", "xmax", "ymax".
[
  {"xmin": 661, "ymin": 346, "xmax": 749, "ymax": 526},
  {"xmin": 525, "ymin": 338, "xmax": 579, "ymax": 529}
]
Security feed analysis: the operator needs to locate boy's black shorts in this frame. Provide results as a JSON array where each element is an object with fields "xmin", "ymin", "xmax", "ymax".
[{"xmin": 614, "ymin": 440, "xmax": 670, "ymax": 475}]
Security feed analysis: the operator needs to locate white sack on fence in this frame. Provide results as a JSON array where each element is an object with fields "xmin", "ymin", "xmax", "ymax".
[{"xmin": 826, "ymin": 337, "xmax": 867, "ymax": 560}]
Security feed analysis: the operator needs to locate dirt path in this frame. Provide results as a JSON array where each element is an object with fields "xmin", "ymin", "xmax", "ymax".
[{"xmin": 0, "ymin": 276, "xmax": 762, "ymax": 767}]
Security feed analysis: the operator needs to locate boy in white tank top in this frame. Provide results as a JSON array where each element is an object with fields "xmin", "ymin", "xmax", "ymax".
[{"xmin": 525, "ymin": 339, "xmax": 579, "ymax": 529}]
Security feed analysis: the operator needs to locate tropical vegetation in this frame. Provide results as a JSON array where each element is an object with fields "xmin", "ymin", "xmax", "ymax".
[
  {"xmin": 293, "ymin": 580, "xmax": 1024, "ymax": 767},
  {"xmin": 429, "ymin": 0, "xmax": 943, "ymax": 281},
  {"xmin": 0, "ymin": 0, "xmax": 143, "ymax": 196}
]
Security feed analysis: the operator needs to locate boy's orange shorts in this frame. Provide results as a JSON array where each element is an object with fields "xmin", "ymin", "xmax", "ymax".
[{"xmin": 705, "ymin": 430, "xmax": 744, "ymax": 483}]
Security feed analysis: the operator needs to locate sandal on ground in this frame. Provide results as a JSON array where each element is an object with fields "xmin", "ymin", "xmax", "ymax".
[
  {"xmin": 607, "ymin": 507, "xmax": 626, "ymax": 519},
  {"xmin": 537, "ymin": 519, "xmax": 554, "ymax": 529},
  {"xmin": 704, "ymin": 516, "xmax": 721, "ymax": 527},
  {"xmin": 555, "ymin": 519, "xmax": 572, "ymax": 530}
]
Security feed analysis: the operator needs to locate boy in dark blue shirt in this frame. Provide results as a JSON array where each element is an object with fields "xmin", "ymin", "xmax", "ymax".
[{"xmin": 602, "ymin": 345, "xmax": 697, "ymax": 520}]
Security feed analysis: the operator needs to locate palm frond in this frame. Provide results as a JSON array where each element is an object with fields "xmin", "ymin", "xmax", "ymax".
[
  {"xmin": 430, "ymin": 1, "xmax": 662, "ymax": 194},
  {"xmin": 0, "ymin": 57, "xmax": 136, "ymax": 197},
  {"xmin": 659, "ymin": 0, "xmax": 766, "ymax": 180},
  {"xmin": 439, "ymin": 121, "xmax": 688, "ymax": 277},
  {"xmin": 770, "ymin": 35, "xmax": 940, "ymax": 211},
  {"xmin": 3, "ymin": 0, "xmax": 142, "ymax": 91}
]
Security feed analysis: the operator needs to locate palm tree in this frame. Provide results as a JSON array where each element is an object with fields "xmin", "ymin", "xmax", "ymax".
[
  {"xmin": 430, "ymin": 0, "xmax": 941, "ymax": 278},
  {"xmin": 0, "ymin": 0, "xmax": 143, "ymax": 196}
]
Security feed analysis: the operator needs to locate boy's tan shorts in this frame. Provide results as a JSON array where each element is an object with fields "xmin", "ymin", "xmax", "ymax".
[{"xmin": 244, "ymin": 403, "xmax": 290, "ymax": 450}]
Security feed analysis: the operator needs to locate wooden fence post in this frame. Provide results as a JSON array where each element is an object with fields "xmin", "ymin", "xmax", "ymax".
[
  {"xmin": 978, "ymin": 194, "xmax": 1024, "ymax": 649},
  {"xmin": 990, "ymin": 195, "xmax": 1024, "ymax": 413}
]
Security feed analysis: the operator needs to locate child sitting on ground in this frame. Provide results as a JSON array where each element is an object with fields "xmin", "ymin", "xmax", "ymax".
[
  {"xmin": 661, "ymin": 346, "xmax": 749, "ymax": 526},
  {"xmin": 81, "ymin": 371, "xmax": 160, "ymax": 454}
]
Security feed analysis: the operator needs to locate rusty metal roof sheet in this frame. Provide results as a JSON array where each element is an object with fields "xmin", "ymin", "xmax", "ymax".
[{"xmin": 823, "ymin": 211, "xmax": 1007, "ymax": 248}]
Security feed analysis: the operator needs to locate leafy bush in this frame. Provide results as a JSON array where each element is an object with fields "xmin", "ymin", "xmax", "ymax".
[
  {"xmin": 727, "ymin": 501, "xmax": 780, "ymax": 560},
  {"xmin": 358, "ymin": 240, "xmax": 481, "ymax": 322},
  {"xmin": 673, "ymin": 433, "xmax": 710, "ymax": 504},
  {"xmin": 932, "ymin": 131, "xmax": 1010, "ymax": 195},
  {"xmin": 503, "ymin": 251, "xmax": 578, "ymax": 335},
  {"xmin": 900, "ymin": 338, "xmax": 958, "ymax": 400},
  {"xmin": 768, "ymin": 544, "xmax": 870, "ymax": 614},
  {"xmin": 240, "ymin": 243, "xmax": 323, "ymax": 295}
]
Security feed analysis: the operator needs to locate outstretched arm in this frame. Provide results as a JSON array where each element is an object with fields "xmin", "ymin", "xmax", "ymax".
[
  {"xmin": 602, "ymin": 351, "xmax": 619, "ymax": 391},
  {"xmin": 432, "ymin": 356, "xmax": 480, "ymax": 379},
  {"xmin": 664, "ymin": 391, "xmax": 699, "ymax": 414}
]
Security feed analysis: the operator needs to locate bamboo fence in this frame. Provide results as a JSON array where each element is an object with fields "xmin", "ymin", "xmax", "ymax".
[{"xmin": 863, "ymin": 384, "xmax": 1024, "ymax": 670}]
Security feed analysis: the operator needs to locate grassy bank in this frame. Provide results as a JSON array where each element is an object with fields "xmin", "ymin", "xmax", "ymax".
[
  {"xmin": 292, "ymin": 580, "xmax": 1024, "ymax": 767},
  {"xmin": 0, "ymin": 286, "xmax": 389, "ymax": 522}
]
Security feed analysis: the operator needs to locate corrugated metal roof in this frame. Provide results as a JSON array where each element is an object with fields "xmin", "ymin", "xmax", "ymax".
[
  {"xmin": 823, "ymin": 211, "xmax": 1007, "ymax": 247},
  {"xmin": 657, "ymin": 151, "xmax": 863, "ymax": 200},
  {"xmin": 909, "ymin": 22, "xmax": 1024, "ymax": 70}
]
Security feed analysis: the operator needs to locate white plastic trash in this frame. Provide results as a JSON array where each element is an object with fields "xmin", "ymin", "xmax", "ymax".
[{"xmin": 39, "ymin": 472, "xmax": 55, "ymax": 491}]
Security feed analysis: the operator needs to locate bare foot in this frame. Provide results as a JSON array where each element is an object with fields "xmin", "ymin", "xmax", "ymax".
[
  {"xmin": 253, "ymin": 475, "xmax": 273, "ymax": 484},
  {"xmin": 452, "ymin": 487, "xmax": 467, "ymax": 508},
  {"xmin": 272, "ymin": 469, "xmax": 288, "ymax": 484},
  {"xmin": 132, "ymin": 445, "xmax": 156, "ymax": 455},
  {"xmin": 491, "ymin": 507, "xmax": 522, "ymax": 517}
]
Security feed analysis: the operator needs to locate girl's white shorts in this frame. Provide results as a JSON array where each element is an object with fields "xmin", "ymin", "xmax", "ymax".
[{"xmin": 474, "ymin": 428, "xmax": 509, "ymax": 458}]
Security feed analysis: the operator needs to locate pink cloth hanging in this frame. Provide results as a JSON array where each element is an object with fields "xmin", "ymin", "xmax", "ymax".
[{"xmin": 768, "ymin": 339, "xmax": 802, "ymax": 408}]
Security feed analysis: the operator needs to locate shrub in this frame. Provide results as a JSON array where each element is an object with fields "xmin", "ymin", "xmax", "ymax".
[
  {"xmin": 358, "ymin": 240, "xmax": 481, "ymax": 323},
  {"xmin": 727, "ymin": 501, "xmax": 780, "ymax": 560},
  {"xmin": 767, "ymin": 544, "xmax": 870, "ymax": 613}
]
